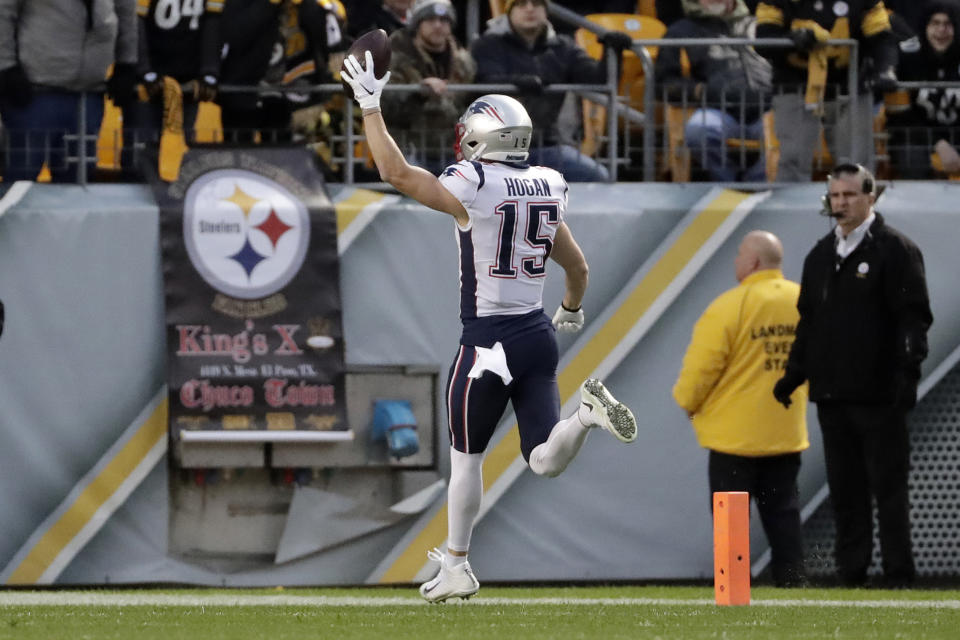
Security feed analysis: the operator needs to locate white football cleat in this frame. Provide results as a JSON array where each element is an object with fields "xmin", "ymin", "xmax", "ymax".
[
  {"xmin": 419, "ymin": 548, "xmax": 480, "ymax": 603},
  {"xmin": 579, "ymin": 378, "xmax": 637, "ymax": 443}
]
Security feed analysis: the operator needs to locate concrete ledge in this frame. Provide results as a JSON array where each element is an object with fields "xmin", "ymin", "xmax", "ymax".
[{"xmin": 179, "ymin": 430, "xmax": 355, "ymax": 443}]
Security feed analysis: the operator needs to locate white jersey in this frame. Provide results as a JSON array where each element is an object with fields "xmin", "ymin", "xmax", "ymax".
[{"xmin": 439, "ymin": 160, "xmax": 569, "ymax": 319}]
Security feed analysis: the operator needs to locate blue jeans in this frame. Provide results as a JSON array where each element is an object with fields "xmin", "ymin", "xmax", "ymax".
[
  {"xmin": 685, "ymin": 108, "xmax": 765, "ymax": 182},
  {"xmin": 528, "ymin": 144, "xmax": 610, "ymax": 182},
  {"xmin": 1, "ymin": 89, "xmax": 104, "ymax": 182}
]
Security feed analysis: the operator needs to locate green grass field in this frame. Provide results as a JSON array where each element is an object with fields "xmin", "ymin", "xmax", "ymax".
[{"xmin": 2, "ymin": 585, "xmax": 959, "ymax": 639}]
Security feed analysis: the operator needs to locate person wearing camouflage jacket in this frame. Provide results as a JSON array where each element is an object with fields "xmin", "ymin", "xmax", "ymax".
[{"xmin": 382, "ymin": 0, "xmax": 475, "ymax": 173}]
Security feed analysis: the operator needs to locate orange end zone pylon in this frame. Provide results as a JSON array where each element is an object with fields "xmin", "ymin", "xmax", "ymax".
[{"xmin": 713, "ymin": 491, "xmax": 750, "ymax": 605}]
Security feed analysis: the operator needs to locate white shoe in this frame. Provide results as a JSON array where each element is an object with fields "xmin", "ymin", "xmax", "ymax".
[
  {"xmin": 579, "ymin": 378, "xmax": 637, "ymax": 443},
  {"xmin": 419, "ymin": 548, "xmax": 480, "ymax": 603}
]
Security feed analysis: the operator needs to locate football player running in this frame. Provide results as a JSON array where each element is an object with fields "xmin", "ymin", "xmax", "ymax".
[{"xmin": 341, "ymin": 51, "xmax": 638, "ymax": 603}]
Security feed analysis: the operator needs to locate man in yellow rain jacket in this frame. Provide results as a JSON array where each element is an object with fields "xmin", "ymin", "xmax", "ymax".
[{"xmin": 673, "ymin": 230, "xmax": 808, "ymax": 587}]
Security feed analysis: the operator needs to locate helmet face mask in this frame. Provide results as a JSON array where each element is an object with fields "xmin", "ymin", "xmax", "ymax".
[{"xmin": 454, "ymin": 94, "xmax": 532, "ymax": 163}]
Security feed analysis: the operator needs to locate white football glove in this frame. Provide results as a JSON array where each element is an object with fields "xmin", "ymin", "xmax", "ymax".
[
  {"xmin": 341, "ymin": 51, "xmax": 391, "ymax": 111},
  {"xmin": 552, "ymin": 304, "xmax": 584, "ymax": 333}
]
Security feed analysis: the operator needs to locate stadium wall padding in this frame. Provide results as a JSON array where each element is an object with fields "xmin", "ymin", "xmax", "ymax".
[{"xmin": 0, "ymin": 181, "xmax": 957, "ymax": 585}]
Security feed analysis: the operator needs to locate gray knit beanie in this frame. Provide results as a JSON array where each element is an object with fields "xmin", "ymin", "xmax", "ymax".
[{"xmin": 409, "ymin": 0, "xmax": 457, "ymax": 31}]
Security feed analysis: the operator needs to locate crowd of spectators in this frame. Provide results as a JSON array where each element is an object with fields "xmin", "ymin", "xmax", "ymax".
[
  {"xmin": 655, "ymin": 0, "xmax": 772, "ymax": 182},
  {"xmin": 0, "ymin": 0, "xmax": 958, "ymax": 183}
]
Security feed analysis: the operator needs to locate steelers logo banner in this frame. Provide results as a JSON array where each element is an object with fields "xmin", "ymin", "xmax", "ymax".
[{"xmin": 152, "ymin": 148, "xmax": 346, "ymax": 436}]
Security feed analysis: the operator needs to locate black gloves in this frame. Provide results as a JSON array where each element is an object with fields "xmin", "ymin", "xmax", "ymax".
[
  {"xmin": 0, "ymin": 64, "xmax": 33, "ymax": 107},
  {"xmin": 599, "ymin": 30, "xmax": 634, "ymax": 52},
  {"xmin": 106, "ymin": 62, "xmax": 138, "ymax": 104},
  {"xmin": 789, "ymin": 28, "xmax": 819, "ymax": 53},
  {"xmin": 512, "ymin": 74, "xmax": 544, "ymax": 95},
  {"xmin": 193, "ymin": 74, "xmax": 218, "ymax": 102},
  {"xmin": 865, "ymin": 67, "xmax": 899, "ymax": 93},
  {"xmin": 773, "ymin": 375, "xmax": 802, "ymax": 409},
  {"xmin": 892, "ymin": 370, "xmax": 919, "ymax": 410}
]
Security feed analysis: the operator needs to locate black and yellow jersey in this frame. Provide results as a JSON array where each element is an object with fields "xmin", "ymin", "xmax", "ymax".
[
  {"xmin": 219, "ymin": 0, "xmax": 347, "ymax": 110},
  {"xmin": 136, "ymin": 0, "xmax": 225, "ymax": 81},
  {"xmin": 755, "ymin": 0, "xmax": 896, "ymax": 87},
  {"xmin": 279, "ymin": 0, "xmax": 348, "ymax": 91}
]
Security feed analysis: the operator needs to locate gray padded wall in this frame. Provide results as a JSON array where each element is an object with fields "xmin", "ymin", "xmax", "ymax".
[{"xmin": 2, "ymin": 181, "xmax": 959, "ymax": 586}]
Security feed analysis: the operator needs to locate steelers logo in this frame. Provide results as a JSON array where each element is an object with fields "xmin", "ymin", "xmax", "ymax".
[{"xmin": 183, "ymin": 169, "xmax": 310, "ymax": 300}]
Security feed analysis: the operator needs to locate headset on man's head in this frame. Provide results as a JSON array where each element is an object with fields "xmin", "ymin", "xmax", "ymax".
[{"xmin": 821, "ymin": 162, "xmax": 875, "ymax": 217}]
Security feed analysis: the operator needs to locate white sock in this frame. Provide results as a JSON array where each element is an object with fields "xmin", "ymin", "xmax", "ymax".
[
  {"xmin": 447, "ymin": 447, "xmax": 483, "ymax": 560},
  {"xmin": 528, "ymin": 413, "xmax": 591, "ymax": 478},
  {"xmin": 577, "ymin": 402, "xmax": 595, "ymax": 428},
  {"xmin": 446, "ymin": 549, "xmax": 468, "ymax": 567}
]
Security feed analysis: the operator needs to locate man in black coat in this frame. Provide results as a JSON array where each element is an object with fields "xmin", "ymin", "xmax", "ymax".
[{"xmin": 774, "ymin": 162, "xmax": 933, "ymax": 588}]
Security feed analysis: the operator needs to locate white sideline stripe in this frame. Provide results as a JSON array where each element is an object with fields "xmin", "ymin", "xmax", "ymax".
[
  {"xmin": 337, "ymin": 192, "xmax": 399, "ymax": 254},
  {"xmin": 0, "ymin": 388, "xmax": 168, "ymax": 584},
  {"xmin": 38, "ymin": 436, "xmax": 167, "ymax": 584},
  {"xmin": 0, "ymin": 181, "xmax": 32, "ymax": 218},
  {"xmin": 588, "ymin": 189, "xmax": 771, "ymax": 383},
  {"xmin": 0, "ymin": 593, "xmax": 957, "ymax": 609}
]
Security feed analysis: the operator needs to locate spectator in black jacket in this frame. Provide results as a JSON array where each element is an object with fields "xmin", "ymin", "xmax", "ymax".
[
  {"xmin": 755, "ymin": 1, "xmax": 899, "ymax": 180},
  {"xmin": 121, "ymin": 0, "xmax": 224, "ymax": 172},
  {"xmin": 774, "ymin": 163, "xmax": 933, "ymax": 588},
  {"xmin": 656, "ymin": 0, "xmax": 772, "ymax": 181},
  {"xmin": 218, "ymin": 0, "xmax": 348, "ymax": 144},
  {"xmin": 470, "ymin": 0, "xmax": 632, "ymax": 181},
  {"xmin": 887, "ymin": 0, "xmax": 960, "ymax": 177}
]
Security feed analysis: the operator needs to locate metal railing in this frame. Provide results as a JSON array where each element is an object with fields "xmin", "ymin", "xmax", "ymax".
[
  {"xmin": 636, "ymin": 37, "xmax": 859, "ymax": 181},
  {"xmin": 883, "ymin": 80, "xmax": 960, "ymax": 178},
  {"xmin": 9, "ymin": 16, "xmax": 960, "ymax": 185}
]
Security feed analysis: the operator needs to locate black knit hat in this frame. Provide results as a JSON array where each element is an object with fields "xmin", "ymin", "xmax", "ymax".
[
  {"xmin": 924, "ymin": 0, "xmax": 960, "ymax": 28},
  {"xmin": 922, "ymin": 0, "xmax": 960, "ymax": 58}
]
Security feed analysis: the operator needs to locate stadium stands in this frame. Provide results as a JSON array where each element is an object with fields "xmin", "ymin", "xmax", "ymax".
[{"xmin": 1, "ymin": 0, "xmax": 958, "ymax": 184}]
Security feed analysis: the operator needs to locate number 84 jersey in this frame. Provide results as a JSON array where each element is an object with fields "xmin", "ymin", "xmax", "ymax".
[{"xmin": 439, "ymin": 160, "xmax": 569, "ymax": 321}]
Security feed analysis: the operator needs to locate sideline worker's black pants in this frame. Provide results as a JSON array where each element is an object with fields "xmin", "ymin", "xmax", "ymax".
[
  {"xmin": 709, "ymin": 450, "xmax": 805, "ymax": 587},
  {"xmin": 817, "ymin": 402, "xmax": 914, "ymax": 586}
]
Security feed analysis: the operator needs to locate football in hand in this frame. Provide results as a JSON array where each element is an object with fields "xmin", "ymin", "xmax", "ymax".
[{"xmin": 340, "ymin": 29, "xmax": 391, "ymax": 92}]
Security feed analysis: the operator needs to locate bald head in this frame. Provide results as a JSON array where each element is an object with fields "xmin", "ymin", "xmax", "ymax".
[{"xmin": 735, "ymin": 230, "xmax": 783, "ymax": 282}]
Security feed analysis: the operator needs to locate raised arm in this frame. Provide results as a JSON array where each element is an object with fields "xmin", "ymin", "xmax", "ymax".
[{"xmin": 342, "ymin": 52, "xmax": 468, "ymax": 226}]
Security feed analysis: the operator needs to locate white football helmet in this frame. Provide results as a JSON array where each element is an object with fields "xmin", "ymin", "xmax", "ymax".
[{"xmin": 454, "ymin": 94, "xmax": 532, "ymax": 163}]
